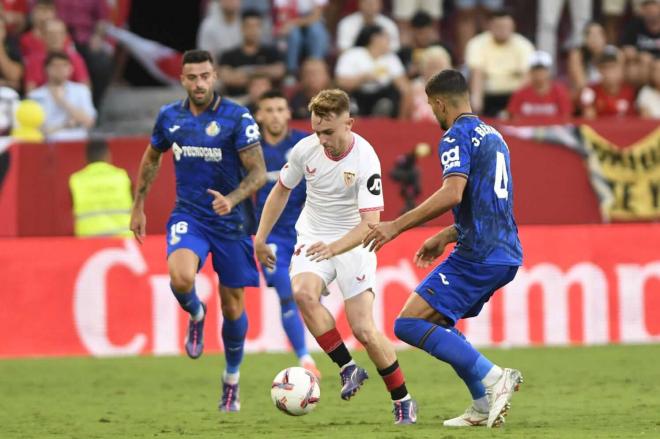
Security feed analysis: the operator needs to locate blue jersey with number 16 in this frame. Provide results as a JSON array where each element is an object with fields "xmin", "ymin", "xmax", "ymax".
[
  {"xmin": 150, "ymin": 94, "xmax": 261, "ymax": 239},
  {"xmin": 439, "ymin": 113, "xmax": 523, "ymax": 265}
]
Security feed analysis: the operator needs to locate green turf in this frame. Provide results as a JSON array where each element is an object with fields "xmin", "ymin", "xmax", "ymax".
[{"xmin": 1, "ymin": 344, "xmax": 658, "ymax": 438}]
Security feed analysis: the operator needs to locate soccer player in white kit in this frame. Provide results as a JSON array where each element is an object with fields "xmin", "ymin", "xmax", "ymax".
[{"xmin": 255, "ymin": 89, "xmax": 417, "ymax": 424}]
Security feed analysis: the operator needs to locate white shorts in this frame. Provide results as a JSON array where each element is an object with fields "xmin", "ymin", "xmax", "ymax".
[{"xmin": 289, "ymin": 236, "xmax": 377, "ymax": 300}]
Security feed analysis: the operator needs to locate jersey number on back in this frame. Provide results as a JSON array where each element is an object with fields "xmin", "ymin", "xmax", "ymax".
[{"xmin": 494, "ymin": 152, "xmax": 509, "ymax": 200}]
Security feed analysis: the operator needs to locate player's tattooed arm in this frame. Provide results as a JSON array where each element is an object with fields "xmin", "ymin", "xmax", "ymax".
[
  {"xmin": 134, "ymin": 145, "xmax": 163, "ymax": 204},
  {"xmin": 227, "ymin": 143, "xmax": 267, "ymax": 207},
  {"xmin": 130, "ymin": 145, "xmax": 163, "ymax": 244}
]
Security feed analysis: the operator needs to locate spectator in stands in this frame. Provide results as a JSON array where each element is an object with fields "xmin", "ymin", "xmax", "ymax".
[
  {"xmin": 54, "ymin": 0, "xmax": 113, "ymax": 109},
  {"xmin": 636, "ymin": 56, "xmax": 660, "ymax": 118},
  {"xmin": 391, "ymin": 0, "xmax": 442, "ymax": 46},
  {"xmin": 602, "ymin": 0, "xmax": 645, "ymax": 43},
  {"xmin": 620, "ymin": 0, "xmax": 660, "ymax": 85},
  {"xmin": 397, "ymin": 10, "xmax": 452, "ymax": 79},
  {"xmin": 197, "ymin": 0, "xmax": 242, "ymax": 60},
  {"xmin": 336, "ymin": 0, "xmax": 400, "ymax": 52},
  {"xmin": 0, "ymin": 17, "xmax": 23, "ymax": 91},
  {"xmin": 245, "ymin": 72, "xmax": 273, "ymax": 115},
  {"xmin": 19, "ymin": 0, "xmax": 56, "ymax": 55},
  {"xmin": 0, "ymin": 0, "xmax": 27, "ymax": 35},
  {"xmin": 580, "ymin": 47, "xmax": 637, "ymax": 118},
  {"xmin": 454, "ymin": 0, "xmax": 504, "ymax": 64},
  {"xmin": 465, "ymin": 9, "xmax": 534, "ymax": 117},
  {"xmin": 335, "ymin": 24, "xmax": 411, "ymax": 118},
  {"xmin": 290, "ymin": 57, "xmax": 332, "ymax": 119},
  {"xmin": 536, "ymin": 0, "xmax": 592, "ymax": 70},
  {"xmin": 23, "ymin": 18, "xmax": 90, "ymax": 93},
  {"xmin": 567, "ymin": 22, "xmax": 608, "ymax": 96},
  {"xmin": 69, "ymin": 138, "xmax": 133, "ymax": 238},
  {"xmin": 273, "ymin": 0, "xmax": 329, "ymax": 78},
  {"xmin": 28, "ymin": 52, "xmax": 96, "ymax": 141},
  {"xmin": 505, "ymin": 50, "xmax": 572, "ymax": 121},
  {"xmin": 218, "ymin": 9, "xmax": 285, "ymax": 100},
  {"xmin": 410, "ymin": 46, "xmax": 451, "ymax": 122}
]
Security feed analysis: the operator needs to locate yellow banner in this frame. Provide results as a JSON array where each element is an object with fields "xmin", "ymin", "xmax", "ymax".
[{"xmin": 579, "ymin": 125, "xmax": 660, "ymax": 221}]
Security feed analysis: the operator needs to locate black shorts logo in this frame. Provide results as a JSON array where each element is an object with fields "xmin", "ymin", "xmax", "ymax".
[{"xmin": 367, "ymin": 174, "xmax": 382, "ymax": 195}]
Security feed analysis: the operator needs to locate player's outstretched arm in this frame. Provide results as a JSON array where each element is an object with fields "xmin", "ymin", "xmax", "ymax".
[
  {"xmin": 307, "ymin": 210, "xmax": 380, "ymax": 262},
  {"xmin": 254, "ymin": 181, "xmax": 292, "ymax": 269},
  {"xmin": 130, "ymin": 145, "xmax": 163, "ymax": 244},
  {"xmin": 225, "ymin": 144, "xmax": 267, "ymax": 210},
  {"xmin": 363, "ymin": 175, "xmax": 466, "ymax": 252}
]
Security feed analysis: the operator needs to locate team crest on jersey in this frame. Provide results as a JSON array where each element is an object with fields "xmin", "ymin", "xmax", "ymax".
[
  {"xmin": 205, "ymin": 121, "xmax": 221, "ymax": 137},
  {"xmin": 343, "ymin": 171, "xmax": 356, "ymax": 187}
]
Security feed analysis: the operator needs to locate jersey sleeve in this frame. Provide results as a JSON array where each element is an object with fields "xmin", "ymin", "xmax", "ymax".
[
  {"xmin": 357, "ymin": 148, "xmax": 384, "ymax": 212},
  {"xmin": 279, "ymin": 144, "xmax": 304, "ymax": 190},
  {"xmin": 233, "ymin": 109, "xmax": 262, "ymax": 151},
  {"xmin": 439, "ymin": 130, "xmax": 470, "ymax": 179},
  {"xmin": 150, "ymin": 107, "xmax": 171, "ymax": 151}
]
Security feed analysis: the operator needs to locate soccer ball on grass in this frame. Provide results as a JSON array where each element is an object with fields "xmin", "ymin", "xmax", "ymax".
[{"xmin": 271, "ymin": 367, "xmax": 320, "ymax": 416}]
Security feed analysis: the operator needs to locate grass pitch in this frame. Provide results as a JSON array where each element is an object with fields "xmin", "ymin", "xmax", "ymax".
[{"xmin": 1, "ymin": 345, "xmax": 658, "ymax": 439}]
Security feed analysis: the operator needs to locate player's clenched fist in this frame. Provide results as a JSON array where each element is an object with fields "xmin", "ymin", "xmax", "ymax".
[
  {"xmin": 255, "ymin": 240, "xmax": 277, "ymax": 270},
  {"xmin": 207, "ymin": 188, "xmax": 234, "ymax": 215}
]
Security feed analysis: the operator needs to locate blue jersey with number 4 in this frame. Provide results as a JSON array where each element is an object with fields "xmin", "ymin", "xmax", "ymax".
[
  {"xmin": 439, "ymin": 113, "xmax": 522, "ymax": 265},
  {"xmin": 151, "ymin": 94, "xmax": 261, "ymax": 239},
  {"xmin": 256, "ymin": 129, "xmax": 308, "ymax": 242}
]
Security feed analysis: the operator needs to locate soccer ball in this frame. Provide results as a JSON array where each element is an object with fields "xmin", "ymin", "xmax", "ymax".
[{"xmin": 271, "ymin": 367, "xmax": 320, "ymax": 416}]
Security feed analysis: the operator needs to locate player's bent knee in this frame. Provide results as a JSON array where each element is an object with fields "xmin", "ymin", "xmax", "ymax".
[
  {"xmin": 394, "ymin": 317, "xmax": 424, "ymax": 347},
  {"xmin": 292, "ymin": 289, "xmax": 318, "ymax": 311},
  {"xmin": 169, "ymin": 271, "xmax": 196, "ymax": 293},
  {"xmin": 221, "ymin": 300, "xmax": 243, "ymax": 319}
]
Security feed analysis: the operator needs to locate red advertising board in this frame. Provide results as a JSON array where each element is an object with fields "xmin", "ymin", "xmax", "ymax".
[{"xmin": 1, "ymin": 224, "xmax": 659, "ymax": 358}]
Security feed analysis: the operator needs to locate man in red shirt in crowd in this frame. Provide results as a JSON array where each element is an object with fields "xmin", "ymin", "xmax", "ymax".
[
  {"xmin": 580, "ymin": 47, "xmax": 637, "ymax": 118},
  {"xmin": 1, "ymin": 0, "xmax": 28, "ymax": 35},
  {"xmin": 505, "ymin": 50, "xmax": 572, "ymax": 121},
  {"xmin": 23, "ymin": 18, "xmax": 89, "ymax": 93}
]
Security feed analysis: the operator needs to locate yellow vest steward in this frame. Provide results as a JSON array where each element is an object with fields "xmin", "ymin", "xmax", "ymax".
[{"xmin": 69, "ymin": 162, "xmax": 133, "ymax": 237}]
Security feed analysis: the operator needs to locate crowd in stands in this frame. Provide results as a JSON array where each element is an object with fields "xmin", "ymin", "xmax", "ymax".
[{"xmin": 0, "ymin": 0, "xmax": 659, "ymax": 143}]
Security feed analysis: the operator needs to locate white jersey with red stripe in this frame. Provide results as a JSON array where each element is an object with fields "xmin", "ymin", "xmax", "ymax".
[{"xmin": 279, "ymin": 132, "xmax": 384, "ymax": 240}]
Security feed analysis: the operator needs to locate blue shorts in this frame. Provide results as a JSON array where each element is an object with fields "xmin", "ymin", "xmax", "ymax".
[
  {"xmin": 166, "ymin": 213, "xmax": 259, "ymax": 288},
  {"xmin": 415, "ymin": 253, "xmax": 518, "ymax": 325},
  {"xmin": 260, "ymin": 234, "xmax": 295, "ymax": 287}
]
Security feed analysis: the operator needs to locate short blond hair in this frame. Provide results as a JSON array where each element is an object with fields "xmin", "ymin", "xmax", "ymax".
[{"xmin": 308, "ymin": 89, "xmax": 350, "ymax": 119}]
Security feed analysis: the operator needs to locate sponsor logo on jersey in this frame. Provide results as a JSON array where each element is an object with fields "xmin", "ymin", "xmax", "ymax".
[
  {"xmin": 443, "ymin": 136, "xmax": 456, "ymax": 143},
  {"xmin": 343, "ymin": 171, "xmax": 356, "ymax": 187},
  {"xmin": 367, "ymin": 173, "xmax": 382, "ymax": 195},
  {"xmin": 172, "ymin": 141, "xmax": 222, "ymax": 162},
  {"xmin": 168, "ymin": 125, "xmax": 180, "ymax": 133},
  {"xmin": 305, "ymin": 165, "xmax": 317, "ymax": 176},
  {"xmin": 439, "ymin": 273, "xmax": 449, "ymax": 285},
  {"xmin": 356, "ymin": 274, "xmax": 365, "ymax": 282},
  {"xmin": 440, "ymin": 145, "xmax": 460, "ymax": 171},
  {"xmin": 205, "ymin": 121, "xmax": 220, "ymax": 137}
]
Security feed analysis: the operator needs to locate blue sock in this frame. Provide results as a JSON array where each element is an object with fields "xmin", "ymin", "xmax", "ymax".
[
  {"xmin": 271, "ymin": 270, "xmax": 308, "ymax": 359},
  {"xmin": 222, "ymin": 311, "xmax": 248, "ymax": 374},
  {"xmin": 394, "ymin": 317, "xmax": 493, "ymax": 399},
  {"xmin": 171, "ymin": 284, "xmax": 202, "ymax": 317}
]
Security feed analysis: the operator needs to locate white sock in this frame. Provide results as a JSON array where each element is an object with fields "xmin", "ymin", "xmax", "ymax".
[
  {"xmin": 192, "ymin": 305, "xmax": 205, "ymax": 322},
  {"xmin": 482, "ymin": 365, "xmax": 504, "ymax": 387},
  {"xmin": 394, "ymin": 393, "xmax": 411, "ymax": 403},
  {"xmin": 223, "ymin": 370, "xmax": 240, "ymax": 385},
  {"xmin": 299, "ymin": 354, "xmax": 315, "ymax": 365},
  {"xmin": 473, "ymin": 396, "xmax": 489, "ymax": 413},
  {"xmin": 340, "ymin": 359, "xmax": 356, "ymax": 372}
]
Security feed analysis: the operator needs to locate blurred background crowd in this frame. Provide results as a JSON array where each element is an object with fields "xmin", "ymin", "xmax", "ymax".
[{"xmin": 0, "ymin": 0, "xmax": 658, "ymax": 141}]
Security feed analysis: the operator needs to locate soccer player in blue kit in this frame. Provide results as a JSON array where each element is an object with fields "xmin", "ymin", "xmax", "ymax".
[
  {"xmin": 364, "ymin": 70, "xmax": 524, "ymax": 428},
  {"xmin": 129, "ymin": 50, "xmax": 267, "ymax": 412},
  {"xmin": 254, "ymin": 89, "xmax": 320, "ymax": 378}
]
